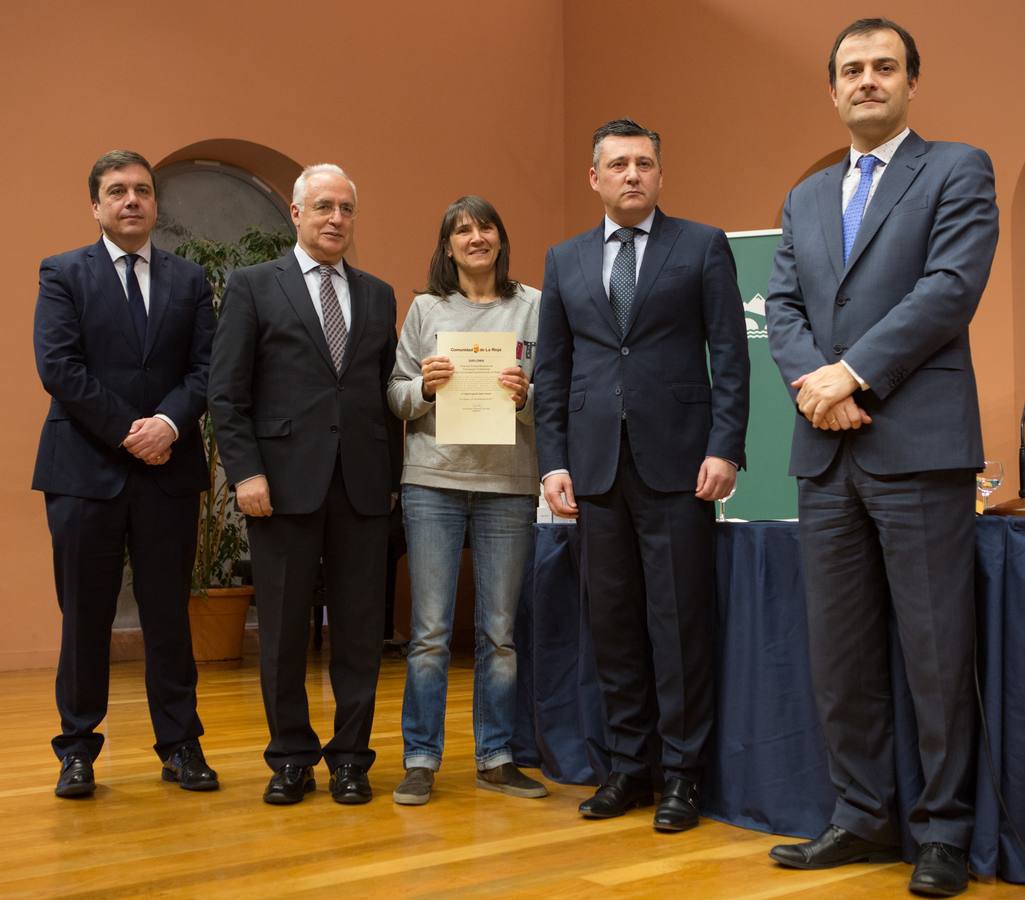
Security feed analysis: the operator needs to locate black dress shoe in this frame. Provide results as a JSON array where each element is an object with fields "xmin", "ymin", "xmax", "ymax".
[
  {"xmin": 578, "ymin": 772, "xmax": 653, "ymax": 819},
  {"xmin": 769, "ymin": 825, "xmax": 900, "ymax": 869},
  {"xmin": 55, "ymin": 754, "xmax": 95, "ymax": 798},
  {"xmin": 330, "ymin": 764, "xmax": 372, "ymax": 805},
  {"xmin": 162, "ymin": 742, "xmax": 219, "ymax": 791},
  {"xmin": 263, "ymin": 764, "xmax": 316, "ymax": 805},
  {"xmin": 653, "ymin": 777, "xmax": 700, "ymax": 832},
  {"xmin": 909, "ymin": 843, "xmax": 970, "ymax": 897}
]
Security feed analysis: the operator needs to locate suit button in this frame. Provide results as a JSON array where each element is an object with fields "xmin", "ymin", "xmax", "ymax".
[
  {"xmin": 833, "ymin": 343, "xmax": 846, "ymax": 354},
  {"xmin": 614, "ymin": 386, "xmax": 622, "ymax": 396},
  {"xmin": 836, "ymin": 296, "xmax": 849, "ymax": 306},
  {"xmin": 621, "ymin": 347, "xmax": 630, "ymax": 356},
  {"xmin": 329, "ymin": 425, "xmax": 338, "ymax": 433}
]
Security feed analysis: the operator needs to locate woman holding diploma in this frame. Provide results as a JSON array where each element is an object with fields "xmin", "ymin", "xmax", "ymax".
[{"xmin": 387, "ymin": 196, "xmax": 545, "ymax": 805}]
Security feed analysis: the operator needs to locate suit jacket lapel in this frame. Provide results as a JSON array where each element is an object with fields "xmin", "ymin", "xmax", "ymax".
[
  {"xmin": 577, "ymin": 225, "xmax": 619, "ymax": 337},
  {"xmin": 275, "ymin": 254, "xmax": 337, "ymax": 375},
  {"xmin": 143, "ymin": 247, "xmax": 172, "ymax": 361},
  {"xmin": 815, "ymin": 161, "xmax": 847, "ymax": 283},
  {"xmin": 86, "ymin": 238, "xmax": 142, "ymax": 354},
  {"xmin": 338, "ymin": 262, "xmax": 367, "ymax": 379},
  {"xmin": 844, "ymin": 131, "xmax": 927, "ymax": 274},
  {"xmin": 626, "ymin": 208, "xmax": 676, "ymax": 336}
]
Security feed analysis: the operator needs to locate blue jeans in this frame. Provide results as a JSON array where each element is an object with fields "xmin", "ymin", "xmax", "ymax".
[{"xmin": 401, "ymin": 485, "xmax": 535, "ymax": 771}]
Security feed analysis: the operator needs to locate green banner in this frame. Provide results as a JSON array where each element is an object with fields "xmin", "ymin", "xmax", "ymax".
[{"xmin": 725, "ymin": 230, "xmax": 797, "ymax": 521}]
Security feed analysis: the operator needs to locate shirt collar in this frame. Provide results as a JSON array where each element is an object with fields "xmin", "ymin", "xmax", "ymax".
[
  {"xmin": 294, "ymin": 243, "xmax": 347, "ymax": 279},
  {"xmin": 604, "ymin": 208, "xmax": 656, "ymax": 242},
  {"xmin": 102, "ymin": 234, "xmax": 151, "ymax": 265},
  {"xmin": 846, "ymin": 127, "xmax": 911, "ymax": 176}
]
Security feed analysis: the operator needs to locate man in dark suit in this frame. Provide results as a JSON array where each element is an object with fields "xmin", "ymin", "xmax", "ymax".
[
  {"xmin": 534, "ymin": 119, "xmax": 749, "ymax": 832},
  {"xmin": 33, "ymin": 149, "xmax": 218, "ymax": 798},
  {"xmin": 208, "ymin": 163, "xmax": 401, "ymax": 806},
  {"xmin": 765, "ymin": 19, "xmax": 998, "ymax": 896}
]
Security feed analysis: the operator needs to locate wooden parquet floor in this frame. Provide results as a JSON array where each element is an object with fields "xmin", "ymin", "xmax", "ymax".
[{"xmin": 0, "ymin": 653, "xmax": 1019, "ymax": 898}]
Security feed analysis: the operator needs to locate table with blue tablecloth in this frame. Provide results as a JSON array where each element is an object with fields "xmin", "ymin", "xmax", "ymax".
[{"xmin": 510, "ymin": 517, "xmax": 1024, "ymax": 884}]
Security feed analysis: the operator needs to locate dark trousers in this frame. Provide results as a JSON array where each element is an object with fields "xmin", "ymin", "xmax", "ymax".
[
  {"xmin": 247, "ymin": 459, "xmax": 388, "ymax": 772},
  {"xmin": 798, "ymin": 443, "xmax": 977, "ymax": 849},
  {"xmin": 578, "ymin": 430, "xmax": 716, "ymax": 782},
  {"xmin": 46, "ymin": 471, "xmax": 202, "ymax": 762}
]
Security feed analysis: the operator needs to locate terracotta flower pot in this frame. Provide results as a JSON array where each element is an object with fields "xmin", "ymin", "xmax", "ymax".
[{"xmin": 188, "ymin": 586, "xmax": 254, "ymax": 668}]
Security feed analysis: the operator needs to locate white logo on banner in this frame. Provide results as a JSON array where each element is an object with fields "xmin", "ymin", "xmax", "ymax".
[{"xmin": 745, "ymin": 293, "xmax": 767, "ymax": 339}]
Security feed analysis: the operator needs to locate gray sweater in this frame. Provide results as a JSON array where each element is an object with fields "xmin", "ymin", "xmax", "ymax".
[{"xmin": 388, "ymin": 286, "xmax": 540, "ymax": 495}]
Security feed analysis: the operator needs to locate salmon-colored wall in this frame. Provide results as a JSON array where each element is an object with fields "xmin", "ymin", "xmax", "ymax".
[
  {"xmin": 0, "ymin": 0, "xmax": 565, "ymax": 670},
  {"xmin": 2, "ymin": 0, "xmax": 1021, "ymax": 670},
  {"xmin": 562, "ymin": 0, "xmax": 1025, "ymax": 502}
]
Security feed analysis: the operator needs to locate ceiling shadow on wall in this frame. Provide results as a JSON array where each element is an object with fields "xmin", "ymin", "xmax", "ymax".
[{"xmin": 772, "ymin": 147, "xmax": 848, "ymax": 227}]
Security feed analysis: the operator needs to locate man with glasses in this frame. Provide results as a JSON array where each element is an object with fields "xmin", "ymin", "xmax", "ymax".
[{"xmin": 209, "ymin": 163, "xmax": 402, "ymax": 806}]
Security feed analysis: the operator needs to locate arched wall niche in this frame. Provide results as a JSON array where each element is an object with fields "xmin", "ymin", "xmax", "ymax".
[{"xmin": 156, "ymin": 139, "xmax": 302, "ymax": 204}]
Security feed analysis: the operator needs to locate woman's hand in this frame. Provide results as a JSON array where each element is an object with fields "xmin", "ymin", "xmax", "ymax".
[
  {"xmin": 421, "ymin": 355, "xmax": 455, "ymax": 399},
  {"xmin": 499, "ymin": 365, "xmax": 529, "ymax": 410}
]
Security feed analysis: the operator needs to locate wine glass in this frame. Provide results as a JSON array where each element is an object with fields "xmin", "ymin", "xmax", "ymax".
[
  {"xmin": 976, "ymin": 460, "xmax": 1004, "ymax": 512},
  {"xmin": 717, "ymin": 486, "xmax": 737, "ymax": 523}
]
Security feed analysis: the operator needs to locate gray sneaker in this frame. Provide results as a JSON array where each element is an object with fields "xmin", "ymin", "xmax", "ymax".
[
  {"xmin": 476, "ymin": 763, "xmax": 549, "ymax": 798},
  {"xmin": 393, "ymin": 767, "xmax": 434, "ymax": 805}
]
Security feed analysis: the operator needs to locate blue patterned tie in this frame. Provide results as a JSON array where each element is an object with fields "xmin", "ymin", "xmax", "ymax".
[
  {"xmin": 124, "ymin": 253, "xmax": 148, "ymax": 348},
  {"xmin": 842, "ymin": 154, "xmax": 879, "ymax": 265},
  {"xmin": 609, "ymin": 227, "xmax": 637, "ymax": 334}
]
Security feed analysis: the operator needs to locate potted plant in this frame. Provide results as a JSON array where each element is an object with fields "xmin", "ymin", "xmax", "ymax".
[{"xmin": 177, "ymin": 227, "xmax": 294, "ymax": 666}]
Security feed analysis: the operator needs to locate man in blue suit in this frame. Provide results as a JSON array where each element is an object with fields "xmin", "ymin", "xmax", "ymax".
[
  {"xmin": 33, "ymin": 150, "xmax": 218, "ymax": 798},
  {"xmin": 534, "ymin": 119, "xmax": 749, "ymax": 832},
  {"xmin": 765, "ymin": 20, "xmax": 998, "ymax": 896}
]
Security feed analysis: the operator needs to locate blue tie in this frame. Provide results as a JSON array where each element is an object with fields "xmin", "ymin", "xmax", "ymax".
[
  {"xmin": 609, "ymin": 227, "xmax": 637, "ymax": 334},
  {"xmin": 124, "ymin": 253, "xmax": 148, "ymax": 348},
  {"xmin": 842, "ymin": 154, "xmax": 879, "ymax": 265}
]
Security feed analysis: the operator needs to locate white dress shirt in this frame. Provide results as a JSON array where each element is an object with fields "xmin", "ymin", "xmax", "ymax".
[
  {"xmin": 293, "ymin": 244, "xmax": 352, "ymax": 332},
  {"xmin": 102, "ymin": 234, "xmax": 178, "ymax": 438},
  {"xmin": 837, "ymin": 127, "xmax": 910, "ymax": 390}
]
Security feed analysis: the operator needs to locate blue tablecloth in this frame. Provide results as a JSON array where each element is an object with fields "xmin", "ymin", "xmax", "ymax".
[{"xmin": 510, "ymin": 517, "xmax": 1024, "ymax": 883}]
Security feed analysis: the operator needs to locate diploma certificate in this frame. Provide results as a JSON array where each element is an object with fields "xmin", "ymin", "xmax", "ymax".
[{"xmin": 435, "ymin": 331, "xmax": 516, "ymax": 445}]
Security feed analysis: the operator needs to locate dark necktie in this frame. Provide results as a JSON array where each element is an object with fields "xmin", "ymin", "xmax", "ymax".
[
  {"xmin": 124, "ymin": 253, "xmax": 148, "ymax": 348},
  {"xmin": 609, "ymin": 227, "xmax": 637, "ymax": 334},
  {"xmin": 842, "ymin": 154, "xmax": 880, "ymax": 264},
  {"xmin": 319, "ymin": 265, "xmax": 348, "ymax": 372}
]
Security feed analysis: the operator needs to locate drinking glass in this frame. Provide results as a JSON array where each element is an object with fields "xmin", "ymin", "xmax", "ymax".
[
  {"xmin": 977, "ymin": 460, "xmax": 1004, "ymax": 511},
  {"xmin": 717, "ymin": 487, "xmax": 737, "ymax": 523}
]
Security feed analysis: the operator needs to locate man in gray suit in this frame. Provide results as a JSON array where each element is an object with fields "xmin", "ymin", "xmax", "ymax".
[{"xmin": 765, "ymin": 18, "xmax": 998, "ymax": 897}]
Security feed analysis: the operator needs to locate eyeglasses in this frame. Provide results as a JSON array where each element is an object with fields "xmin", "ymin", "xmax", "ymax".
[{"xmin": 308, "ymin": 200, "xmax": 357, "ymax": 219}]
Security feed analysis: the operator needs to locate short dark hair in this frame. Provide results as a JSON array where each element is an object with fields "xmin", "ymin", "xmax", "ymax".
[
  {"xmin": 88, "ymin": 150, "xmax": 155, "ymax": 203},
  {"xmin": 420, "ymin": 196, "xmax": 519, "ymax": 300},
  {"xmin": 828, "ymin": 18, "xmax": 920, "ymax": 87},
  {"xmin": 591, "ymin": 118, "xmax": 661, "ymax": 168}
]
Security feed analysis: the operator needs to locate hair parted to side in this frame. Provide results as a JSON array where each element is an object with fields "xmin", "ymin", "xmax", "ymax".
[
  {"xmin": 591, "ymin": 118, "xmax": 661, "ymax": 168},
  {"xmin": 88, "ymin": 150, "xmax": 154, "ymax": 203},
  {"xmin": 420, "ymin": 195, "xmax": 519, "ymax": 301},
  {"xmin": 828, "ymin": 18, "xmax": 920, "ymax": 87},
  {"xmin": 292, "ymin": 163, "xmax": 358, "ymax": 209}
]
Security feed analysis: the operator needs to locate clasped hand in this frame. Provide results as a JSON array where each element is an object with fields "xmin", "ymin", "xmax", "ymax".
[
  {"xmin": 122, "ymin": 417, "xmax": 175, "ymax": 465},
  {"xmin": 792, "ymin": 363, "xmax": 872, "ymax": 431}
]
